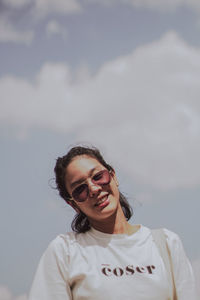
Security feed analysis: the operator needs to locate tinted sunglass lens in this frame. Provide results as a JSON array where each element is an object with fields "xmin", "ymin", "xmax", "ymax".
[
  {"xmin": 93, "ymin": 170, "xmax": 110, "ymax": 185},
  {"xmin": 72, "ymin": 184, "xmax": 88, "ymax": 202}
]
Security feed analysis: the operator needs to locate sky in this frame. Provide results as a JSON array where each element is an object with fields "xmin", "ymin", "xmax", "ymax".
[{"xmin": 0, "ymin": 0, "xmax": 200, "ymax": 299}]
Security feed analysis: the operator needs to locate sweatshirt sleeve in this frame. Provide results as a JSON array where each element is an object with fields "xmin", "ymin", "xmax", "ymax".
[
  {"xmin": 28, "ymin": 235, "xmax": 72, "ymax": 300},
  {"xmin": 163, "ymin": 228, "xmax": 198, "ymax": 300}
]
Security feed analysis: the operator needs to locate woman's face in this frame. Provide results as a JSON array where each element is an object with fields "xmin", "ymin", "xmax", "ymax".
[{"xmin": 65, "ymin": 155, "xmax": 120, "ymax": 225}]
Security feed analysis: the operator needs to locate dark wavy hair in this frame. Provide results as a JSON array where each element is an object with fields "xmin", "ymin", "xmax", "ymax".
[{"xmin": 54, "ymin": 146, "xmax": 133, "ymax": 233}]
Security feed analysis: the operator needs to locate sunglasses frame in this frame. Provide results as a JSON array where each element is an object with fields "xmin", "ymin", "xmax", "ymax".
[{"xmin": 70, "ymin": 169, "xmax": 112, "ymax": 203}]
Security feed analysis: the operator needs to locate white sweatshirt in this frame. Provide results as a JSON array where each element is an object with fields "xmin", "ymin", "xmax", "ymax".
[{"xmin": 29, "ymin": 225, "xmax": 197, "ymax": 300}]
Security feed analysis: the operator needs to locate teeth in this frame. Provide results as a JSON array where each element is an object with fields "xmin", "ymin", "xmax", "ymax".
[
  {"xmin": 96, "ymin": 195, "xmax": 107, "ymax": 205},
  {"xmin": 98, "ymin": 199, "xmax": 105, "ymax": 204}
]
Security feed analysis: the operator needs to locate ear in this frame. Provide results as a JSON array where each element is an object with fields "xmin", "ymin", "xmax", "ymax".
[
  {"xmin": 110, "ymin": 169, "xmax": 119, "ymax": 187},
  {"xmin": 67, "ymin": 200, "xmax": 81, "ymax": 213}
]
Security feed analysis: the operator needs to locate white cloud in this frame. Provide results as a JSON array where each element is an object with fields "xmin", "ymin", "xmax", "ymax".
[
  {"xmin": 2, "ymin": 0, "xmax": 81, "ymax": 14},
  {"xmin": 0, "ymin": 0, "xmax": 79, "ymax": 44},
  {"xmin": 126, "ymin": 0, "xmax": 200, "ymax": 12},
  {"xmin": 86, "ymin": 0, "xmax": 200, "ymax": 13},
  {"xmin": 0, "ymin": 31, "xmax": 200, "ymax": 189},
  {"xmin": 46, "ymin": 20, "xmax": 67, "ymax": 39},
  {"xmin": 34, "ymin": 0, "xmax": 81, "ymax": 18},
  {"xmin": 2, "ymin": 0, "xmax": 200, "ymax": 21},
  {"xmin": 0, "ymin": 286, "xmax": 27, "ymax": 300},
  {"xmin": 0, "ymin": 1, "xmax": 81, "ymax": 45},
  {"xmin": 2, "ymin": 0, "xmax": 30, "ymax": 9},
  {"xmin": 0, "ymin": 18, "xmax": 34, "ymax": 45}
]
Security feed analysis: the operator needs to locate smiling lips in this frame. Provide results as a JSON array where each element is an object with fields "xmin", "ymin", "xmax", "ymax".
[{"xmin": 95, "ymin": 194, "xmax": 109, "ymax": 207}]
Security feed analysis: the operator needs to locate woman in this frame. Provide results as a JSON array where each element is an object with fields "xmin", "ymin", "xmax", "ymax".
[{"xmin": 29, "ymin": 146, "xmax": 197, "ymax": 300}]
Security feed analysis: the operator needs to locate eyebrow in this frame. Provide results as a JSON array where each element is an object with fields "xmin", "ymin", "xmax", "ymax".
[{"xmin": 70, "ymin": 167, "xmax": 97, "ymax": 189}]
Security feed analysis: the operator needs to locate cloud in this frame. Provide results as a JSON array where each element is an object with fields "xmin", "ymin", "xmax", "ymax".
[
  {"xmin": 1, "ymin": 0, "xmax": 81, "ymax": 14},
  {"xmin": 0, "ymin": 286, "xmax": 27, "ymax": 300},
  {"xmin": 85, "ymin": 0, "xmax": 200, "ymax": 13},
  {"xmin": 2, "ymin": 0, "xmax": 200, "ymax": 15},
  {"xmin": 1, "ymin": 0, "xmax": 31, "ymax": 9},
  {"xmin": 1, "ymin": 31, "xmax": 200, "ymax": 189},
  {"xmin": 46, "ymin": 20, "xmax": 67, "ymax": 39},
  {"xmin": 0, "ymin": 0, "xmax": 80, "ymax": 44},
  {"xmin": 126, "ymin": 0, "xmax": 200, "ymax": 12},
  {"xmin": 34, "ymin": 0, "xmax": 81, "ymax": 18},
  {"xmin": 0, "ymin": 18, "xmax": 34, "ymax": 45}
]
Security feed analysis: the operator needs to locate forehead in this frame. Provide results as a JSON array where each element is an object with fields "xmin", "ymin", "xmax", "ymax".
[{"xmin": 66, "ymin": 155, "xmax": 103, "ymax": 178}]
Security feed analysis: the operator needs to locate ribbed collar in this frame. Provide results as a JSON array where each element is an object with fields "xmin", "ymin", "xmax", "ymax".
[{"xmin": 87, "ymin": 224, "xmax": 151, "ymax": 245}]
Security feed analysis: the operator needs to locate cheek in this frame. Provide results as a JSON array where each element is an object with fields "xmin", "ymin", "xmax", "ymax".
[
  {"xmin": 115, "ymin": 189, "xmax": 120, "ymax": 201},
  {"xmin": 68, "ymin": 200, "xmax": 82, "ymax": 213},
  {"xmin": 111, "ymin": 181, "xmax": 120, "ymax": 196},
  {"xmin": 73, "ymin": 202, "xmax": 91, "ymax": 214}
]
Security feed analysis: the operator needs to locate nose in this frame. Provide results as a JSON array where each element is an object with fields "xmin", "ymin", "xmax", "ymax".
[{"xmin": 88, "ymin": 180, "xmax": 102, "ymax": 197}]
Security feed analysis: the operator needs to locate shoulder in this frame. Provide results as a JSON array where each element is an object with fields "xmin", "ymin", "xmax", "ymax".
[
  {"xmin": 162, "ymin": 228, "xmax": 180, "ymax": 240},
  {"xmin": 162, "ymin": 228, "xmax": 184, "ymax": 250},
  {"xmin": 44, "ymin": 231, "xmax": 80, "ymax": 260},
  {"xmin": 150, "ymin": 227, "xmax": 186, "ymax": 257},
  {"xmin": 161, "ymin": 229, "xmax": 197, "ymax": 298},
  {"xmin": 151, "ymin": 227, "xmax": 182, "ymax": 243},
  {"xmin": 160, "ymin": 228, "xmax": 191, "ymax": 265}
]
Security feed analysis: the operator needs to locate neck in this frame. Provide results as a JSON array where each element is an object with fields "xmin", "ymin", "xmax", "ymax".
[{"xmin": 89, "ymin": 205, "xmax": 137, "ymax": 235}]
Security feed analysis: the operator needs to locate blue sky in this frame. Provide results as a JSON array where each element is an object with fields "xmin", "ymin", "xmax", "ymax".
[{"xmin": 0, "ymin": 0, "xmax": 200, "ymax": 299}]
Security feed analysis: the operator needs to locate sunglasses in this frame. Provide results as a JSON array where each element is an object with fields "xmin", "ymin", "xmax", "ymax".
[{"xmin": 71, "ymin": 169, "xmax": 111, "ymax": 202}]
